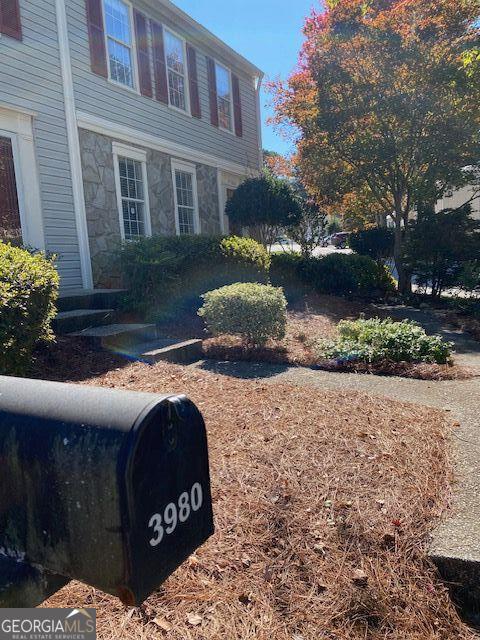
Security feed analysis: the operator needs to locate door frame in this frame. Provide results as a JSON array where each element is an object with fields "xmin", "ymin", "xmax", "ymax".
[{"xmin": 0, "ymin": 105, "xmax": 45, "ymax": 250}]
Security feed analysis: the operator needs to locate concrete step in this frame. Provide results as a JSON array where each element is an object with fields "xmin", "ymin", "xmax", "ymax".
[
  {"xmin": 130, "ymin": 338, "xmax": 203, "ymax": 365},
  {"xmin": 58, "ymin": 288, "xmax": 126, "ymax": 313},
  {"xmin": 54, "ymin": 309, "xmax": 116, "ymax": 334},
  {"xmin": 69, "ymin": 323, "xmax": 157, "ymax": 350}
]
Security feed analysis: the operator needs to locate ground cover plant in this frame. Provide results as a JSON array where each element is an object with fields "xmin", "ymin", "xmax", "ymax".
[
  {"xmin": 39, "ymin": 358, "xmax": 474, "ymax": 639},
  {"xmin": 0, "ymin": 242, "xmax": 59, "ymax": 375},
  {"xmin": 315, "ymin": 318, "xmax": 453, "ymax": 366}
]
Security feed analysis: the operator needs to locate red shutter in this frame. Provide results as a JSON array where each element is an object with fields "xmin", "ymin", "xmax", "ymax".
[
  {"xmin": 206, "ymin": 57, "xmax": 218, "ymax": 127},
  {"xmin": 85, "ymin": 0, "xmax": 108, "ymax": 78},
  {"xmin": 133, "ymin": 10, "xmax": 152, "ymax": 98},
  {"xmin": 151, "ymin": 21, "xmax": 169, "ymax": 104},
  {"xmin": 0, "ymin": 0, "xmax": 22, "ymax": 40},
  {"xmin": 186, "ymin": 45, "xmax": 201, "ymax": 119},
  {"xmin": 232, "ymin": 74, "xmax": 243, "ymax": 138}
]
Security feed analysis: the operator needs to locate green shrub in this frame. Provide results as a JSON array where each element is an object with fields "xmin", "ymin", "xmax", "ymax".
[
  {"xmin": 314, "ymin": 317, "xmax": 452, "ymax": 365},
  {"xmin": 198, "ymin": 283, "xmax": 287, "ymax": 347},
  {"xmin": 270, "ymin": 252, "xmax": 395, "ymax": 298},
  {"xmin": 0, "ymin": 243, "xmax": 59, "ymax": 375},
  {"xmin": 269, "ymin": 252, "xmax": 309, "ymax": 301},
  {"xmin": 349, "ymin": 228, "xmax": 394, "ymax": 261},
  {"xmin": 118, "ymin": 235, "xmax": 270, "ymax": 320}
]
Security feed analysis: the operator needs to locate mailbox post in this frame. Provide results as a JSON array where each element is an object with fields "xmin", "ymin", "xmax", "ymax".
[{"xmin": 0, "ymin": 376, "xmax": 214, "ymax": 607}]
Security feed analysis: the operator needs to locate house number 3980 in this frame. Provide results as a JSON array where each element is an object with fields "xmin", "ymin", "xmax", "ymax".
[{"xmin": 148, "ymin": 483, "xmax": 203, "ymax": 547}]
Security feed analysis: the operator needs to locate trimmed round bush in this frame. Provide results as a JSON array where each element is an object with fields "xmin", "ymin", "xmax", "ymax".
[
  {"xmin": 198, "ymin": 283, "xmax": 287, "ymax": 347},
  {"xmin": 315, "ymin": 318, "xmax": 453, "ymax": 365},
  {"xmin": 0, "ymin": 243, "xmax": 59, "ymax": 375}
]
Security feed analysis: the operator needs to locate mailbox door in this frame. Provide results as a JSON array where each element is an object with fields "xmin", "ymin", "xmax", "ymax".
[{"xmin": 119, "ymin": 396, "xmax": 214, "ymax": 605}]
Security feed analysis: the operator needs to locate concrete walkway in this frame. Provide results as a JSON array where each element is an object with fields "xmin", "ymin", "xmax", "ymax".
[{"xmin": 195, "ymin": 306, "xmax": 480, "ymax": 618}]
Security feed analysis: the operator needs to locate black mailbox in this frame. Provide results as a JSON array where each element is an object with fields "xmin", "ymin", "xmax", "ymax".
[{"xmin": 0, "ymin": 376, "xmax": 214, "ymax": 606}]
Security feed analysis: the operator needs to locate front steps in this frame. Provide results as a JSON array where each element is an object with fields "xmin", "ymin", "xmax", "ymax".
[{"xmin": 56, "ymin": 288, "xmax": 202, "ymax": 365}]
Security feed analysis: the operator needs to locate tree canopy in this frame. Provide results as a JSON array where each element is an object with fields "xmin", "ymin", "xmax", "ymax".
[
  {"xmin": 225, "ymin": 172, "xmax": 302, "ymax": 247},
  {"xmin": 272, "ymin": 0, "xmax": 480, "ymax": 292}
]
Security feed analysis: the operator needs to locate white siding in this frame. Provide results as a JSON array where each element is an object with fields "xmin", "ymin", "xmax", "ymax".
[
  {"xmin": 65, "ymin": 0, "xmax": 261, "ymax": 172},
  {"xmin": 0, "ymin": 0, "xmax": 83, "ymax": 288}
]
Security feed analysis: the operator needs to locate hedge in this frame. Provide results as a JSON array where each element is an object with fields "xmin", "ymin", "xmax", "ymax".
[
  {"xmin": 270, "ymin": 252, "xmax": 395, "ymax": 298},
  {"xmin": 118, "ymin": 235, "xmax": 270, "ymax": 320},
  {"xmin": 0, "ymin": 243, "xmax": 59, "ymax": 375}
]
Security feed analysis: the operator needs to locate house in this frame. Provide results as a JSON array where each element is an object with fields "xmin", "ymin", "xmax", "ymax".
[
  {"xmin": 436, "ymin": 184, "xmax": 480, "ymax": 219},
  {"xmin": 0, "ymin": 0, "xmax": 263, "ymax": 290}
]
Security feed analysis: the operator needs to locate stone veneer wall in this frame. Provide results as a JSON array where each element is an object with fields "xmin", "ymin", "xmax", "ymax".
[{"xmin": 79, "ymin": 128, "xmax": 222, "ymax": 287}]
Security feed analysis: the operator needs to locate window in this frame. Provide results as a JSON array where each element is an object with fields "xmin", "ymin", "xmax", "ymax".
[
  {"xmin": 164, "ymin": 29, "xmax": 188, "ymax": 111},
  {"xmin": 103, "ymin": 0, "xmax": 135, "ymax": 88},
  {"xmin": 113, "ymin": 144, "xmax": 151, "ymax": 241},
  {"xmin": 172, "ymin": 161, "xmax": 199, "ymax": 235},
  {"xmin": 215, "ymin": 62, "xmax": 232, "ymax": 131},
  {"xmin": 119, "ymin": 157, "xmax": 146, "ymax": 239}
]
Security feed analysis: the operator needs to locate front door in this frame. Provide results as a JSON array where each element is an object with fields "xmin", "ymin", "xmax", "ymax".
[{"xmin": 0, "ymin": 136, "xmax": 22, "ymax": 244}]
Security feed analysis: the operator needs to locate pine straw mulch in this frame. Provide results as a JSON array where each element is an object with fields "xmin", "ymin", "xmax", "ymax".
[
  {"xmin": 202, "ymin": 336, "xmax": 473, "ymax": 381},
  {"xmin": 41, "ymin": 359, "xmax": 475, "ymax": 640}
]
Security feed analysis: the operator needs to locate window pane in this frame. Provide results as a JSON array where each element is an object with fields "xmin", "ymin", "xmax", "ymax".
[
  {"xmin": 215, "ymin": 63, "xmax": 230, "ymax": 100},
  {"xmin": 218, "ymin": 97, "xmax": 231, "ymax": 131},
  {"xmin": 168, "ymin": 71, "xmax": 186, "ymax": 110},
  {"xmin": 119, "ymin": 157, "xmax": 146, "ymax": 240},
  {"xmin": 178, "ymin": 206, "xmax": 195, "ymax": 235},
  {"xmin": 104, "ymin": 0, "xmax": 131, "ymax": 44},
  {"xmin": 175, "ymin": 170, "xmax": 195, "ymax": 234},
  {"xmin": 108, "ymin": 39, "xmax": 133, "ymax": 87},
  {"xmin": 165, "ymin": 31, "xmax": 185, "ymax": 75}
]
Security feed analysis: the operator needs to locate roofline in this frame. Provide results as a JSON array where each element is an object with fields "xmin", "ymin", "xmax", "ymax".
[{"xmin": 157, "ymin": 0, "xmax": 264, "ymax": 78}]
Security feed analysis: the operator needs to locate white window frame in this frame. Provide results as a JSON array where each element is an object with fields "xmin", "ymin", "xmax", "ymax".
[
  {"xmin": 214, "ymin": 60, "xmax": 235, "ymax": 134},
  {"xmin": 101, "ymin": 0, "xmax": 140, "ymax": 94},
  {"xmin": 171, "ymin": 159, "xmax": 200, "ymax": 236},
  {"xmin": 112, "ymin": 142, "xmax": 152, "ymax": 241},
  {"xmin": 163, "ymin": 26, "xmax": 191, "ymax": 116}
]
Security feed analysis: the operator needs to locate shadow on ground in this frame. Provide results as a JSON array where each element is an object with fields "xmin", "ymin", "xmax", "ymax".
[{"xmin": 196, "ymin": 359, "xmax": 290, "ymax": 380}]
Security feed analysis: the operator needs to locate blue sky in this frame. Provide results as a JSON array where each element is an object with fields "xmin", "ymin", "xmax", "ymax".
[{"xmin": 173, "ymin": 0, "xmax": 319, "ymax": 156}]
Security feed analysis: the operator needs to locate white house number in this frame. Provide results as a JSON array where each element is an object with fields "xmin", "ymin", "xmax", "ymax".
[{"xmin": 148, "ymin": 482, "xmax": 203, "ymax": 547}]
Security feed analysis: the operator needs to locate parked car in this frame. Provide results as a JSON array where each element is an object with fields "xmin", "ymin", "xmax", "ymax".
[
  {"xmin": 321, "ymin": 235, "xmax": 332, "ymax": 247},
  {"xmin": 331, "ymin": 232, "xmax": 350, "ymax": 249}
]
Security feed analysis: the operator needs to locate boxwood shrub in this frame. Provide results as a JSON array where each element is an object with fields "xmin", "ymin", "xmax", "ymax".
[
  {"xmin": 270, "ymin": 252, "xmax": 395, "ymax": 298},
  {"xmin": 118, "ymin": 235, "xmax": 270, "ymax": 320},
  {"xmin": 0, "ymin": 243, "xmax": 59, "ymax": 375},
  {"xmin": 199, "ymin": 283, "xmax": 287, "ymax": 347}
]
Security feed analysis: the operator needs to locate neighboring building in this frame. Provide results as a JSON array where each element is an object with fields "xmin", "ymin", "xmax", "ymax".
[
  {"xmin": 0, "ymin": 0, "xmax": 263, "ymax": 289},
  {"xmin": 436, "ymin": 184, "xmax": 480, "ymax": 219}
]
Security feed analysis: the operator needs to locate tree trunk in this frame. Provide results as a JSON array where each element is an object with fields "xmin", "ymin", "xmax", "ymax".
[{"xmin": 393, "ymin": 220, "xmax": 411, "ymax": 295}]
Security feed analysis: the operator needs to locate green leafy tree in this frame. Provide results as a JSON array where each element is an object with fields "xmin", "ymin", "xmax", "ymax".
[
  {"xmin": 225, "ymin": 171, "xmax": 302, "ymax": 248},
  {"xmin": 405, "ymin": 204, "xmax": 480, "ymax": 298},
  {"xmin": 273, "ymin": 0, "xmax": 480, "ymax": 293}
]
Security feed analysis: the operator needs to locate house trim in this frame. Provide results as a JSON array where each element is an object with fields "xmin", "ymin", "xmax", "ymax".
[
  {"xmin": 171, "ymin": 158, "xmax": 200, "ymax": 235},
  {"xmin": 56, "ymin": 0, "xmax": 93, "ymax": 289},
  {"xmin": 0, "ymin": 106, "xmax": 45, "ymax": 250},
  {"xmin": 112, "ymin": 141, "xmax": 152, "ymax": 241},
  {"xmin": 76, "ymin": 110, "xmax": 252, "ymax": 175}
]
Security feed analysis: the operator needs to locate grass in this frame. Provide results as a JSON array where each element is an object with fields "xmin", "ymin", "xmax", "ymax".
[{"xmin": 38, "ymin": 356, "xmax": 475, "ymax": 639}]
